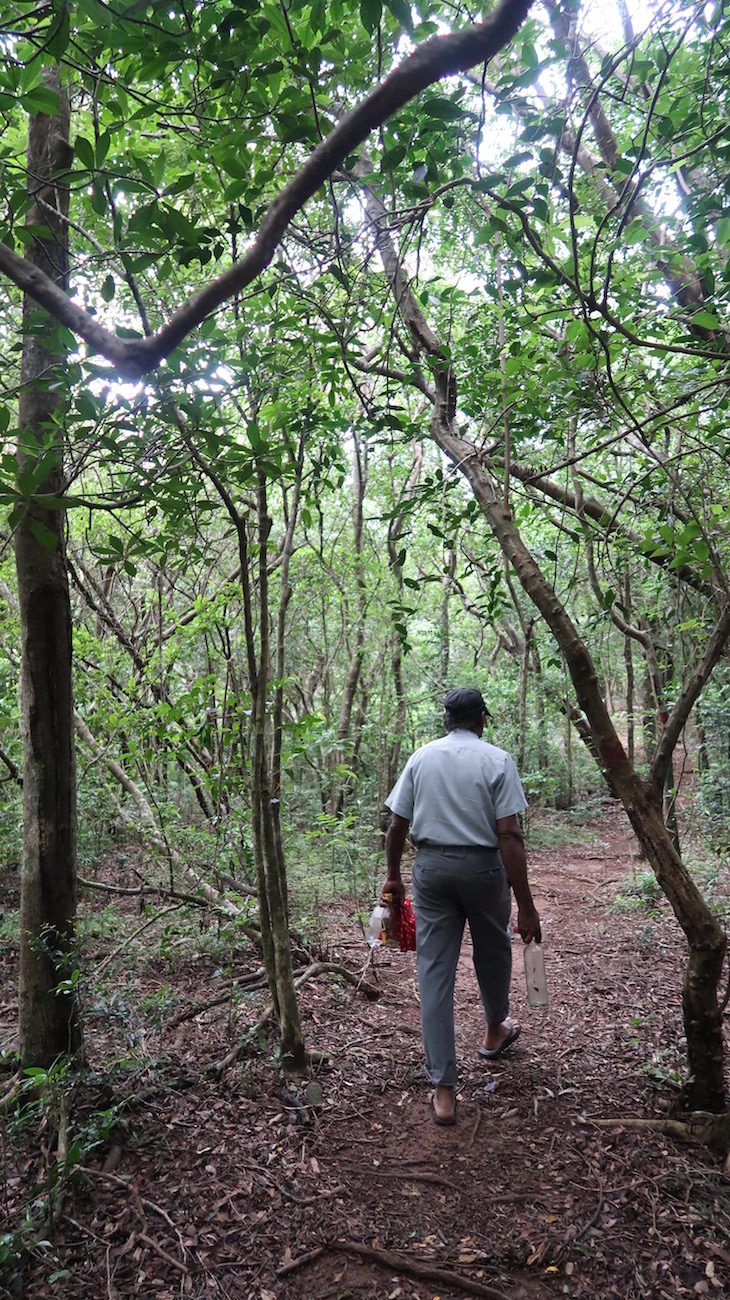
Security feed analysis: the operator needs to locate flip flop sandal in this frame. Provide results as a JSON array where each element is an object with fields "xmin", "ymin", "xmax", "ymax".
[
  {"xmin": 479, "ymin": 1021, "xmax": 521, "ymax": 1060},
  {"xmin": 429, "ymin": 1092, "xmax": 457, "ymax": 1126}
]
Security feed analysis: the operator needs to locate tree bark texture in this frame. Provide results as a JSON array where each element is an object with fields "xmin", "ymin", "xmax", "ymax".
[{"xmin": 16, "ymin": 68, "xmax": 82, "ymax": 1067}]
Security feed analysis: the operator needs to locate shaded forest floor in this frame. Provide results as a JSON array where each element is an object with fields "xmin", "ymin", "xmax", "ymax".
[{"xmin": 2, "ymin": 801, "xmax": 730, "ymax": 1299}]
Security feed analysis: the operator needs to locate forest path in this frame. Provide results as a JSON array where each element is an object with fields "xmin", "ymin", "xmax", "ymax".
[{"xmin": 8, "ymin": 801, "xmax": 730, "ymax": 1298}]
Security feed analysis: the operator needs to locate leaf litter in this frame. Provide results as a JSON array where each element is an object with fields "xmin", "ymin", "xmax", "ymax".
[{"xmin": 1, "ymin": 802, "xmax": 729, "ymax": 1298}]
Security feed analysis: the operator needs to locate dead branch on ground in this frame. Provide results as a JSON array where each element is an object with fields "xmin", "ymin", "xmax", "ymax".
[
  {"xmin": 279, "ymin": 1239, "xmax": 514, "ymax": 1298},
  {"xmin": 210, "ymin": 960, "xmax": 380, "ymax": 1077}
]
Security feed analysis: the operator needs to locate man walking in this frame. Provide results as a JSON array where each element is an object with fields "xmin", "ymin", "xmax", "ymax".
[{"xmin": 383, "ymin": 688, "xmax": 541, "ymax": 1125}]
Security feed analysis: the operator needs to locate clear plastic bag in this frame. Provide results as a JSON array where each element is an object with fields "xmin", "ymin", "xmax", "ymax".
[
  {"xmin": 365, "ymin": 897, "xmax": 417, "ymax": 950},
  {"xmin": 365, "ymin": 903, "xmax": 395, "ymax": 948}
]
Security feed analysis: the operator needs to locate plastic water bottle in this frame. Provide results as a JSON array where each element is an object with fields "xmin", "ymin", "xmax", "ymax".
[{"xmin": 524, "ymin": 940, "xmax": 548, "ymax": 1007}]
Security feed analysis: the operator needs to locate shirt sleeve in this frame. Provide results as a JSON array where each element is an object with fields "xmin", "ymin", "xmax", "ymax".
[
  {"xmin": 385, "ymin": 756, "xmax": 415, "ymax": 821},
  {"xmin": 493, "ymin": 754, "xmax": 528, "ymax": 820}
]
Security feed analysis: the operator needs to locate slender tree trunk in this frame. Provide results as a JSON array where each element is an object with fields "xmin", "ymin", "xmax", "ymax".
[
  {"xmin": 518, "ymin": 621, "xmax": 532, "ymax": 774},
  {"xmin": 695, "ymin": 708, "xmax": 708, "ymax": 776},
  {"xmin": 16, "ymin": 69, "xmax": 82, "ymax": 1067},
  {"xmin": 247, "ymin": 472, "xmax": 305, "ymax": 1070},
  {"xmin": 641, "ymin": 667, "xmax": 655, "ymax": 768},
  {"xmin": 271, "ymin": 440, "xmax": 304, "ymax": 921},
  {"xmin": 385, "ymin": 442, "xmax": 421, "ymax": 805},
  {"xmin": 439, "ymin": 547, "xmax": 456, "ymax": 694},
  {"xmin": 624, "ymin": 572, "xmax": 635, "ymax": 766},
  {"xmin": 177, "ymin": 423, "xmax": 305, "ymax": 1070},
  {"xmin": 331, "ymin": 431, "xmax": 368, "ymax": 816},
  {"xmin": 565, "ymin": 694, "xmax": 573, "ymax": 812}
]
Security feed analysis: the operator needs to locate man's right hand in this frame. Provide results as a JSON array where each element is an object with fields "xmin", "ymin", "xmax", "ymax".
[{"xmin": 381, "ymin": 877, "xmax": 406, "ymax": 906}]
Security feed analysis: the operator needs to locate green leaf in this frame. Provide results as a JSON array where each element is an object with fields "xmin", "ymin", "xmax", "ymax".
[
  {"xmin": 96, "ymin": 132, "xmax": 111, "ymax": 166},
  {"xmin": 47, "ymin": 8, "xmax": 71, "ymax": 60},
  {"xmin": 385, "ymin": 0, "xmax": 413, "ymax": 32},
  {"xmin": 30, "ymin": 520, "xmax": 58, "ymax": 552},
  {"xmin": 219, "ymin": 154, "xmax": 250, "ymax": 180},
  {"xmin": 360, "ymin": 0, "xmax": 382, "ymax": 31},
  {"xmin": 74, "ymin": 136, "xmax": 95, "ymax": 170},
  {"xmin": 422, "ymin": 98, "xmax": 465, "ymax": 122},
  {"xmin": 690, "ymin": 310, "xmax": 720, "ymax": 329},
  {"xmin": 101, "ymin": 274, "xmax": 115, "ymax": 302},
  {"xmin": 164, "ymin": 174, "xmax": 196, "ymax": 197},
  {"xmin": 21, "ymin": 85, "xmax": 61, "ymax": 116},
  {"xmin": 380, "ymin": 143, "xmax": 407, "ymax": 171}
]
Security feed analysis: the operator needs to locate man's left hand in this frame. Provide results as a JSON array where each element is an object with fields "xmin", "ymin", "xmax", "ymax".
[{"xmin": 517, "ymin": 904, "xmax": 541, "ymax": 944}]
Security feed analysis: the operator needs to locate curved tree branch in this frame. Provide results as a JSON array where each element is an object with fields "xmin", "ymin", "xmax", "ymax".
[{"xmin": 0, "ymin": 0, "xmax": 533, "ymax": 377}]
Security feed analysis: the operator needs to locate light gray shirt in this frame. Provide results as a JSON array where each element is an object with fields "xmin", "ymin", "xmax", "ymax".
[{"xmin": 385, "ymin": 729, "xmax": 527, "ymax": 848}]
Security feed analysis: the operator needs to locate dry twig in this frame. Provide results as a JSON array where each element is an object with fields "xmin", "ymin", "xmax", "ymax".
[{"xmin": 210, "ymin": 961, "xmax": 380, "ymax": 1076}]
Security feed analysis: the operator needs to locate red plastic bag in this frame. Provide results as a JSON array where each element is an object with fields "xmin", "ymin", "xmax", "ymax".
[{"xmin": 397, "ymin": 897, "xmax": 417, "ymax": 952}]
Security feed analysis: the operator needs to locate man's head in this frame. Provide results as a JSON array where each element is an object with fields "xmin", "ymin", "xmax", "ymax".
[{"xmin": 443, "ymin": 687, "xmax": 491, "ymax": 734}]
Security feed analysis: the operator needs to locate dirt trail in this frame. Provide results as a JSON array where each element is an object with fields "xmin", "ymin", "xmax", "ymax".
[{"xmin": 4, "ymin": 802, "xmax": 730, "ymax": 1298}]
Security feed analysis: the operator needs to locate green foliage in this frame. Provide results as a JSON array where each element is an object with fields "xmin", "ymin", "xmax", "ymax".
[
  {"xmin": 613, "ymin": 870, "xmax": 663, "ymax": 915},
  {"xmin": 0, "ymin": 1055, "xmax": 125, "ymax": 1293},
  {"xmin": 522, "ymin": 807, "xmax": 597, "ymax": 853},
  {"xmin": 0, "ymin": 908, "xmax": 19, "ymax": 952},
  {"xmin": 286, "ymin": 811, "xmax": 382, "ymax": 950}
]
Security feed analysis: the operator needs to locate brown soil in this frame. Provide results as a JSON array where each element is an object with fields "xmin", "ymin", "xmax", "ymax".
[{"xmin": 2, "ymin": 802, "xmax": 729, "ymax": 1299}]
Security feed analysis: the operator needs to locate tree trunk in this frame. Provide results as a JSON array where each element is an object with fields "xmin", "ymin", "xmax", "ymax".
[
  {"xmin": 16, "ymin": 68, "xmax": 82, "ymax": 1068},
  {"xmin": 439, "ymin": 547, "xmax": 456, "ymax": 694},
  {"xmin": 385, "ymin": 442, "xmax": 421, "ymax": 806},
  {"xmin": 249, "ymin": 472, "xmax": 305, "ymax": 1071},
  {"xmin": 331, "ymin": 431, "xmax": 367, "ymax": 816},
  {"xmin": 431, "ymin": 410, "xmax": 727, "ymax": 1111},
  {"xmin": 624, "ymin": 573, "xmax": 635, "ymax": 766},
  {"xmin": 177, "ymin": 423, "xmax": 305, "ymax": 1071},
  {"xmin": 518, "ymin": 621, "xmax": 532, "ymax": 774}
]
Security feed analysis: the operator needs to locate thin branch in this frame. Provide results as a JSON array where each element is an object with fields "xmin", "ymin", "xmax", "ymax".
[
  {"xmin": 95, "ymin": 902, "xmax": 186, "ymax": 977},
  {"xmin": 651, "ymin": 601, "xmax": 730, "ymax": 788}
]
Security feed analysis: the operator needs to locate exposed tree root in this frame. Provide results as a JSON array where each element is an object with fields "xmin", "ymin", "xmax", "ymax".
[
  {"xmin": 166, "ymin": 971, "xmax": 269, "ymax": 1028},
  {"xmin": 278, "ymin": 1239, "xmax": 514, "ymax": 1298},
  {"xmin": 591, "ymin": 1111, "xmax": 730, "ymax": 1158},
  {"xmin": 0, "ymin": 1072, "xmax": 22, "ymax": 1112}
]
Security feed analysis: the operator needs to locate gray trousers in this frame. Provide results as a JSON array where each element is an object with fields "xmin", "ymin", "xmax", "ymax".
[{"xmin": 412, "ymin": 844, "xmax": 512, "ymax": 1087}]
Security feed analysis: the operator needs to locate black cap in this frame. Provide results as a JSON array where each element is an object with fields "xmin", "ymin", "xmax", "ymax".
[{"xmin": 443, "ymin": 687, "xmax": 491, "ymax": 722}]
